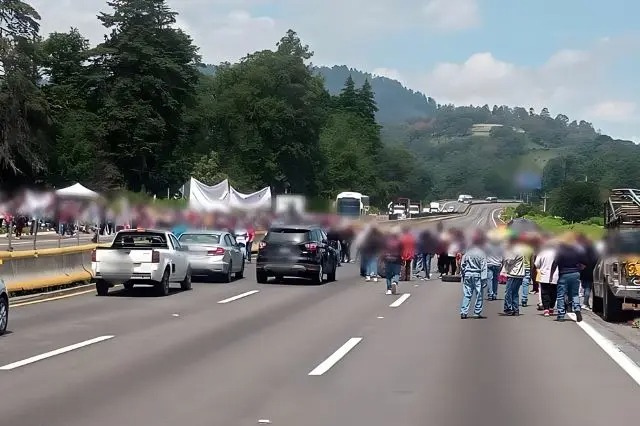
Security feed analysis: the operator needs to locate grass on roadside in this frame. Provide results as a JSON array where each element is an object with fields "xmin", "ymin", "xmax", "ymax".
[{"xmin": 502, "ymin": 206, "xmax": 605, "ymax": 240}]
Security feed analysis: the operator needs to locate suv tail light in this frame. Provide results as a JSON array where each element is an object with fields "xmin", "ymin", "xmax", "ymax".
[
  {"xmin": 259, "ymin": 241, "xmax": 267, "ymax": 250},
  {"xmin": 151, "ymin": 250, "xmax": 160, "ymax": 263},
  {"xmin": 91, "ymin": 249, "xmax": 96, "ymax": 262},
  {"xmin": 207, "ymin": 247, "xmax": 225, "ymax": 256},
  {"xmin": 305, "ymin": 242, "xmax": 318, "ymax": 251}
]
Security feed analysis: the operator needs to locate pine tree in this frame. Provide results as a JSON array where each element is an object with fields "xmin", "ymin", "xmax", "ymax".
[
  {"xmin": 357, "ymin": 78, "xmax": 377, "ymax": 122},
  {"xmin": 338, "ymin": 75, "xmax": 359, "ymax": 113}
]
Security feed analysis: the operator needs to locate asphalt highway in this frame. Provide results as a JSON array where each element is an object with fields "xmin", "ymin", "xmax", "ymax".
[{"xmin": 1, "ymin": 203, "xmax": 639, "ymax": 426}]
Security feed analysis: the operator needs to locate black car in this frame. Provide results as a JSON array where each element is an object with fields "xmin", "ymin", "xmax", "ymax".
[{"xmin": 256, "ymin": 225, "xmax": 338, "ymax": 284}]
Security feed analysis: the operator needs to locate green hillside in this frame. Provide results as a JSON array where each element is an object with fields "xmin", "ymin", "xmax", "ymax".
[
  {"xmin": 197, "ymin": 62, "xmax": 640, "ymax": 200},
  {"xmin": 198, "ymin": 64, "xmax": 437, "ymax": 124}
]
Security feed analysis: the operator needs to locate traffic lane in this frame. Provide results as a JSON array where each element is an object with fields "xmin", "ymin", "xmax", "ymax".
[
  {"xmin": 582, "ymin": 309, "xmax": 640, "ymax": 368},
  {"xmin": 1, "ymin": 266, "xmax": 261, "ymax": 363},
  {"xmin": 241, "ymin": 276, "xmax": 640, "ymax": 425},
  {"xmin": 0, "ymin": 263, "xmax": 399, "ymax": 426}
]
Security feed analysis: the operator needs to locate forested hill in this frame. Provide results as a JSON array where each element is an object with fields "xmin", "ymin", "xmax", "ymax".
[{"xmin": 198, "ymin": 64, "xmax": 437, "ymax": 124}]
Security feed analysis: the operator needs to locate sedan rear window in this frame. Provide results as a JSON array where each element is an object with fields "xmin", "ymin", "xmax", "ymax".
[
  {"xmin": 178, "ymin": 233, "xmax": 221, "ymax": 245},
  {"xmin": 265, "ymin": 228, "xmax": 311, "ymax": 243}
]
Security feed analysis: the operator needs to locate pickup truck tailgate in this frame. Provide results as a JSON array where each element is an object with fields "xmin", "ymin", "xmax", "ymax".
[{"xmin": 94, "ymin": 249, "xmax": 159, "ymax": 280}]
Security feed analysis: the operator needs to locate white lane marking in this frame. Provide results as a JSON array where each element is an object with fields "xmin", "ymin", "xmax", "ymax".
[
  {"xmin": 377, "ymin": 316, "xmax": 385, "ymax": 319},
  {"xmin": 12, "ymin": 284, "xmax": 124, "ymax": 308},
  {"xmin": 308, "ymin": 337, "xmax": 363, "ymax": 376},
  {"xmin": 0, "ymin": 335, "xmax": 115, "ymax": 371},
  {"xmin": 490, "ymin": 208, "xmax": 500, "ymax": 228},
  {"xmin": 217, "ymin": 290, "xmax": 260, "ymax": 304},
  {"xmin": 258, "ymin": 420, "xmax": 272, "ymax": 424},
  {"xmin": 567, "ymin": 313, "xmax": 640, "ymax": 386},
  {"xmin": 389, "ymin": 293, "xmax": 411, "ymax": 307}
]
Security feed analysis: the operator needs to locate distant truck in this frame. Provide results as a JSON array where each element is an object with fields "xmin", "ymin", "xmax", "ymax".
[
  {"xmin": 429, "ymin": 202, "xmax": 440, "ymax": 213},
  {"xmin": 592, "ymin": 188, "xmax": 640, "ymax": 321},
  {"xmin": 408, "ymin": 202, "xmax": 421, "ymax": 218},
  {"xmin": 458, "ymin": 194, "xmax": 473, "ymax": 203},
  {"xmin": 92, "ymin": 229, "xmax": 192, "ymax": 297}
]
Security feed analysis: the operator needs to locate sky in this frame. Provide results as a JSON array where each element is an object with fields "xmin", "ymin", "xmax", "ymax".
[{"xmin": 30, "ymin": 0, "xmax": 640, "ymax": 141}]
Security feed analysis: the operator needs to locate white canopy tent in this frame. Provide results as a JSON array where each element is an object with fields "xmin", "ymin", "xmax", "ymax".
[
  {"xmin": 186, "ymin": 177, "xmax": 271, "ymax": 212},
  {"xmin": 187, "ymin": 177, "xmax": 231, "ymax": 213},
  {"xmin": 55, "ymin": 183, "xmax": 100, "ymax": 199}
]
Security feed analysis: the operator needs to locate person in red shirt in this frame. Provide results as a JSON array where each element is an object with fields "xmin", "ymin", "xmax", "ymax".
[
  {"xmin": 400, "ymin": 226, "xmax": 416, "ymax": 281},
  {"xmin": 246, "ymin": 224, "xmax": 256, "ymax": 262}
]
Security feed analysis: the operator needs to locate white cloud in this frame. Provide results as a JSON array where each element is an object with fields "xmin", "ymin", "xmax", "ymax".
[
  {"xmin": 413, "ymin": 38, "xmax": 639, "ymax": 138},
  {"xmin": 422, "ymin": 0, "xmax": 480, "ymax": 31},
  {"xmin": 372, "ymin": 68, "xmax": 405, "ymax": 84},
  {"xmin": 586, "ymin": 101, "xmax": 637, "ymax": 123}
]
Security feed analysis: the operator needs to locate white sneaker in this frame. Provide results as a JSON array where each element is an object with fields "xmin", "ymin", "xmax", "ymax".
[
  {"xmin": 373, "ymin": 277, "xmax": 378, "ymax": 282},
  {"xmin": 386, "ymin": 290, "xmax": 392, "ymax": 295},
  {"xmin": 391, "ymin": 282, "xmax": 398, "ymax": 295},
  {"xmin": 365, "ymin": 276, "xmax": 371, "ymax": 282}
]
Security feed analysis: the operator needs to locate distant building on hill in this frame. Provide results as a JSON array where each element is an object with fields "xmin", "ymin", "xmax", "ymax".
[{"xmin": 471, "ymin": 123, "xmax": 525, "ymax": 136}]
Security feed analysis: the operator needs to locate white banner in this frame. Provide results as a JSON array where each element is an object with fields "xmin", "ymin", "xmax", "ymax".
[
  {"xmin": 228, "ymin": 186, "xmax": 272, "ymax": 210},
  {"xmin": 187, "ymin": 177, "xmax": 231, "ymax": 212}
]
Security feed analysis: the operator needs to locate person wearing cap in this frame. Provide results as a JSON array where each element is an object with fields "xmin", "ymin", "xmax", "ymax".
[{"xmin": 459, "ymin": 231, "xmax": 488, "ymax": 319}]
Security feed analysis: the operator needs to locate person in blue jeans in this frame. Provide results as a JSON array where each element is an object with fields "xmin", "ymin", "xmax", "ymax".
[
  {"xmin": 484, "ymin": 232, "xmax": 503, "ymax": 300},
  {"xmin": 383, "ymin": 228, "xmax": 403, "ymax": 295},
  {"xmin": 551, "ymin": 233, "xmax": 587, "ymax": 322},
  {"xmin": 502, "ymin": 233, "xmax": 526, "ymax": 316},
  {"xmin": 460, "ymin": 232, "xmax": 488, "ymax": 319}
]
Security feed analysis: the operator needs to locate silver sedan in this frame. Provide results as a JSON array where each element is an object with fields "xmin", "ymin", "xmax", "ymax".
[{"xmin": 177, "ymin": 231, "xmax": 245, "ymax": 282}]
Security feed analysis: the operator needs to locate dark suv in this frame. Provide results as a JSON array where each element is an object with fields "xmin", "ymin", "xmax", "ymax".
[{"xmin": 256, "ymin": 225, "xmax": 338, "ymax": 284}]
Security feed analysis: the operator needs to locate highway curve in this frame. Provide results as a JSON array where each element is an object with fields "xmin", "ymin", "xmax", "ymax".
[{"xmin": 1, "ymin": 203, "xmax": 639, "ymax": 426}]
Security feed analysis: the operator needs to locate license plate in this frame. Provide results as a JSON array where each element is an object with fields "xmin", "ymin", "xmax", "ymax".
[{"xmin": 279, "ymin": 248, "xmax": 290, "ymax": 254}]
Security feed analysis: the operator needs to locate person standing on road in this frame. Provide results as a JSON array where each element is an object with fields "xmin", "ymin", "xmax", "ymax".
[
  {"xmin": 550, "ymin": 233, "xmax": 587, "ymax": 322},
  {"xmin": 383, "ymin": 227, "xmax": 403, "ymax": 295},
  {"xmin": 576, "ymin": 233, "xmax": 598, "ymax": 310},
  {"xmin": 484, "ymin": 230, "xmax": 504, "ymax": 300},
  {"xmin": 519, "ymin": 234, "xmax": 535, "ymax": 307},
  {"xmin": 460, "ymin": 232, "xmax": 488, "ymax": 319},
  {"xmin": 534, "ymin": 239, "xmax": 559, "ymax": 316},
  {"xmin": 400, "ymin": 226, "xmax": 416, "ymax": 281},
  {"xmin": 502, "ymin": 232, "xmax": 526, "ymax": 316},
  {"xmin": 417, "ymin": 228, "xmax": 438, "ymax": 280},
  {"xmin": 246, "ymin": 223, "xmax": 256, "ymax": 263}
]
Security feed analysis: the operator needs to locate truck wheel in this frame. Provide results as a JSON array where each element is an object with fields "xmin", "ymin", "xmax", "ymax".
[
  {"xmin": 257, "ymin": 271, "xmax": 268, "ymax": 284},
  {"xmin": 156, "ymin": 269, "xmax": 170, "ymax": 297},
  {"xmin": 96, "ymin": 279, "xmax": 109, "ymax": 296},
  {"xmin": 592, "ymin": 288, "xmax": 603, "ymax": 314},
  {"xmin": 123, "ymin": 281, "xmax": 134, "ymax": 291},
  {"xmin": 180, "ymin": 267, "xmax": 192, "ymax": 291},
  {"xmin": 603, "ymin": 282, "xmax": 622, "ymax": 322}
]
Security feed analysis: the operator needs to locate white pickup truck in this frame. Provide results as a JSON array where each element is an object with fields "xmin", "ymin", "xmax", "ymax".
[{"xmin": 92, "ymin": 229, "xmax": 192, "ymax": 296}]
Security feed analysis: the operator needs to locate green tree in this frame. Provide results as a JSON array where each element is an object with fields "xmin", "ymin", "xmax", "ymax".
[
  {"xmin": 549, "ymin": 181, "xmax": 601, "ymax": 222},
  {"xmin": 190, "ymin": 151, "xmax": 228, "ymax": 186},
  {"xmin": 93, "ymin": 0, "xmax": 200, "ymax": 192},
  {"xmin": 205, "ymin": 30, "xmax": 328, "ymax": 195},
  {"xmin": 0, "ymin": 0, "xmax": 50, "ymax": 183},
  {"xmin": 356, "ymin": 78, "xmax": 377, "ymax": 122}
]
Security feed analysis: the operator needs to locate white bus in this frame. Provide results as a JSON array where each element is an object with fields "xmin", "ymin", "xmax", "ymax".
[{"xmin": 336, "ymin": 192, "xmax": 369, "ymax": 217}]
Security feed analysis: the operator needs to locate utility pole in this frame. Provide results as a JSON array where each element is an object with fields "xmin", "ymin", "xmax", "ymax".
[{"xmin": 541, "ymin": 193, "xmax": 549, "ymax": 212}]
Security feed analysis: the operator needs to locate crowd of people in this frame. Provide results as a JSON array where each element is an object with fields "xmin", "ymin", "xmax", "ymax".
[{"xmin": 329, "ymin": 221, "xmax": 601, "ymax": 322}]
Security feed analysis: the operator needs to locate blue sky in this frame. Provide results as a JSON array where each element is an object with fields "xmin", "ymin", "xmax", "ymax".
[{"xmin": 32, "ymin": 0, "xmax": 640, "ymax": 141}]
